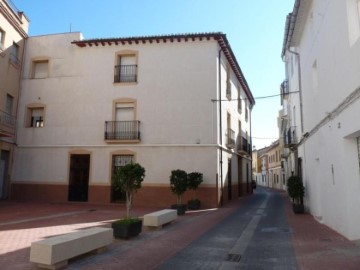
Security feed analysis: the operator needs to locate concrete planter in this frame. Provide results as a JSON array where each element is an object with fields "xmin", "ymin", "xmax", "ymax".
[
  {"xmin": 111, "ymin": 219, "xmax": 142, "ymax": 239},
  {"xmin": 171, "ymin": 204, "xmax": 187, "ymax": 215},
  {"xmin": 292, "ymin": 203, "xmax": 304, "ymax": 214}
]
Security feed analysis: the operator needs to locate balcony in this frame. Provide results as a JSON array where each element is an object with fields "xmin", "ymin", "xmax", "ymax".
[
  {"xmin": 104, "ymin": 121, "xmax": 140, "ymax": 142},
  {"xmin": 284, "ymin": 126, "xmax": 297, "ymax": 147},
  {"xmin": 237, "ymin": 137, "xmax": 251, "ymax": 155},
  {"xmin": 226, "ymin": 128, "xmax": 235, "ymax": 149},
  {"xmin": 114, "ymin": 64, "xmax": 137, "ymax": 83},
  {"xmin": 280, "ymin": 80, "xmax": 289, "ymax": 105},
  {"xmin": 0, "ymin": 110, "xmax": 16, "ymax": 137}
]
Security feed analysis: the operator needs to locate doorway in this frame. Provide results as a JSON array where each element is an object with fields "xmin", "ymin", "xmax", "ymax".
[
  {"xmin": 0, "ymin": 150, "xmax": 10, "ymax": 199},
  {"xmin": 228, "ymin": 159, "xmax": 232, "ymax": 201},
  {"xmin": 68, "ymin": 154, "xmax": 90, "ymax": 202}
]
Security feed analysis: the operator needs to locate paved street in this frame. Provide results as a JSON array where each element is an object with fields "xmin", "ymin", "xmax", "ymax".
[{"xmin": 0, "ymin": 188, "xmax": 360, "ymax": 269}]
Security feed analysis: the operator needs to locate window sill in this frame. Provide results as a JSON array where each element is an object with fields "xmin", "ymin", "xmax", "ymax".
[{"xmin": 113, "ymin": 81, "xmax": 138, "ymax": 86}]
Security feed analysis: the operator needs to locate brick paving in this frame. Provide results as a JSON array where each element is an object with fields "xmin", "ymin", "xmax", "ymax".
[{"xmin": 0, "ymin": 191, "xmax": 359, "ymax": 270}]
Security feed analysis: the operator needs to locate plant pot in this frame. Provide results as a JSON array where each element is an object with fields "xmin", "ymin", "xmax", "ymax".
[
  {"xmin": 111, "ymin": 218, "xmax": 142, "ymax": 239},
  {"xmin": 292, "ymin": 203, "xmax": 304, "ymax": 214},
  {"xmin": 187, "ymin": 199, "xmax": 201, "ymax": 210},
  {"xmin": 171, "ymin": 204, "xmax": 187, "ymax": 215}
]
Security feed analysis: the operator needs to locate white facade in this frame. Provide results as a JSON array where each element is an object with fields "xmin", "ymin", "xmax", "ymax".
[
  {"xmin": 282, "ymin": 0, "xmax": 360, "ymax": 240},
  {"xmin": 0, "ymin": 0, "xmax": 28, "ymax": 199},
  {"xmin": 12, "ymin": 32, "xmax": 255, "ymax": 207}
]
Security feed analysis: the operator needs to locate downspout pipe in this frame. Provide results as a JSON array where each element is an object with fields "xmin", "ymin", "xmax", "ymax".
[{"xmin": 218, "ymin": 48, "xmax": 223, "ymax": 207}]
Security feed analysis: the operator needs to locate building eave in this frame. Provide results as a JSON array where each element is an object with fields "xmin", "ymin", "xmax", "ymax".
[{"xmin": 71, "ymin": 32, "xmax": 255, "ymax": 105}]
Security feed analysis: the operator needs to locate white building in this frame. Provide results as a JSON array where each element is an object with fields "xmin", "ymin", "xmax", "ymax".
[
  {"xmin": 281, "ymin": 0, "xmax": 360, "ymax": 240},
  {"xmin": 0, "ymin": 0, "xmax": 28, "ymax": 199},
  {"xmin": 12, "ymin": 32, "xmax": 255, "ymax": 208}
]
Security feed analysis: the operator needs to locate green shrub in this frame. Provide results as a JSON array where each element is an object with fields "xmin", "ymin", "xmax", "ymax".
[
  {"xmin": 170, "ymin": 169, "xmax": 188, "ymax": 205},
  {"xmin": 287, "ymin": 175, "xmax": 305, "ymax": 205}
]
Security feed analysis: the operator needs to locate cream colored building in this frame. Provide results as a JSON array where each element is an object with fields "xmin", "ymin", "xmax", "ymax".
[
  {"xmin": 12, "ymin": 32, "xmax": 255, "ymax": 208},
  {"xmin": 266, "ymin": 141, "xmax": 283, "ymax": 190},
  {"xmin": 281, "ymin": 0, "xmax": 360, "ymax": 240},
  {"xmin": 0, "ymin": 0, "xmax": 28, "ymax": 199}
]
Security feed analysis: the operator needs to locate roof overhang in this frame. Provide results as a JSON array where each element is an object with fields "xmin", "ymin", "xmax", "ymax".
[
  {"xmin": 71, "ymin": 32, "xmax": 255, "ymax": 105},
  {"xmin": 281, "ymin": 0, "xmax": 313, "ymax": 57}
]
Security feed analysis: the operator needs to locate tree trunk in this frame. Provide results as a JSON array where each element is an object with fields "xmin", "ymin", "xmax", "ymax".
[{"xmin": 126, "ymin": 192, "xmax": 132, "ymax": 218}]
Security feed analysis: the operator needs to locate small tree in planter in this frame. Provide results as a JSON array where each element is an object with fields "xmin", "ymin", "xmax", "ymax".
[
  {"xmin": 170, "ymin": 169, "xmax": 188, "ymax": 215},
  {"xmin": 187, "ymin": 172, "xmax": 203, "ymax": 210},
  {"xmin": 112, "ymin": 163, "xmax": 145, "ymax": 238},
  {"xmin": 287, "ymin": 175, "xmax": 305, "ymax": 214}
]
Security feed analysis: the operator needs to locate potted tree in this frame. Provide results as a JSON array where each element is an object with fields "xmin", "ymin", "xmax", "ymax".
[
  {"xmin": 286, "ymin": 175, "xmax": 305, "ymax": 214},
  {"xmin": 170, "ymin": 169, "xmax": 188, "ymax": 215},
  {"xmin": 187, "ymin": 172, "xmax": 203, "ymax": 210},
  {"xmin": 111, "ymin": 163, "xmax": 145, "ymax": 238}
]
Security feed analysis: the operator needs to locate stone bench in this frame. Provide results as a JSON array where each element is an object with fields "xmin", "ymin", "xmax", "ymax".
[
  {"xmin": 30, "ymin": 227, "xmax": 113, "ymax": 269},
  {"xmin": 143, "ymin": 209, "xmax": 177, "ymax": 228}
]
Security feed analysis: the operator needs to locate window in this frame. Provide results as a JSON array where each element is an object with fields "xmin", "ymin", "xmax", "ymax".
[
  {"xmin": 111, "ymin": 154, "xmax": 134, "ymax": 202},
  {"xmin": 0, "ymin": 28, "xmax": 5, "ymax": 51},
  {"xmin": 226, "ymin": 65, "xmax": 231, "ymax": 100},
  {"xmin": 114, "ymin": 54, "xmax": 137, "ymax": 83},
  {"xmin": 238, "ymin": 84, "xmax": 242, "ymax": 113},
  {"xmin": 105, "ymin": 99, "xmax": 140, "ymax": 141},
  {"xmin": 5, "ymin": 94, "xmax": 13, "ymax": 115},
  {"xmin": 245, "ymin": 100, "xmax": 248, "ymax": 122},
  {"xmin": 26, "ymin": 106, "xmax": 44, "ymax": 128},
  {"xmin": 10, "ymin": 42, "xmax": 20, "ymax": 66},
  {"xmin": 113, "ymin": 155, "xmax": 134, "ymax": 169},
  {"xmin": 3, "ymin": 94, "xmax": 15, "ymax": 126},
  {"xmin": 32, "ymin": 60, "xmax": 49, "ymax": 79}
]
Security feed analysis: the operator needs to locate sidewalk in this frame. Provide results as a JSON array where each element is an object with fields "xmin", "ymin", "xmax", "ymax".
[
  {"xmin": 0, "ymin": 195, "xmax": 359, "ymax": 269},
  {"xmin": 284, "ymin": 193, "xmax": 360, "ymax": 270}
]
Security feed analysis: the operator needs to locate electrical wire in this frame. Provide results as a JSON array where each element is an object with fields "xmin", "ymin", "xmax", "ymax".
[{"xmin": 211, "ymin": 91, "xmax": 300, "ymax": 102}]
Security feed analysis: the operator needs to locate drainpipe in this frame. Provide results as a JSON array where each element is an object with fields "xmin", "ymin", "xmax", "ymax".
[
  {"xmin": 218, "ymin": 48, "xmax": 223, "ymax": 207},
  {"xmin": 249, "ymin": 104, "xmax": 253, "ymax": 194}
]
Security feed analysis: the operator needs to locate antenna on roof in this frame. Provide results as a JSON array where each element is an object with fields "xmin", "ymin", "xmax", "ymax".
[{"xmin": 70, "ymin": 23, "xmax": 72, "ymax": 33}]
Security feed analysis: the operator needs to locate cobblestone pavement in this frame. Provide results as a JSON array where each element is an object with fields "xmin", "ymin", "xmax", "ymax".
[{"xmin": 0, "ymin": 188, "xmax": 359, "ymax": 269}]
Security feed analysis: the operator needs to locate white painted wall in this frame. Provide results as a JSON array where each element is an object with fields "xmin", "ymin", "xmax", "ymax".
[
  {"xmin": 13, "ymin": 32, "xmax": 253, "ymax": 199},
  {"xmin": 284, "ymin": 0, "xmax": 360, "ymax": 240}
]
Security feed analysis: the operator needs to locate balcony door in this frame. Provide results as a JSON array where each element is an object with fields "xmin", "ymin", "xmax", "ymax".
[{"xmin": 115, "ymin": 103, "xmax": 136, "ymax": 140}]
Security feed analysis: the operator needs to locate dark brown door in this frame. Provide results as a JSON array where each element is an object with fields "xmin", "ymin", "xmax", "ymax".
[
  {"xmin": 68, "ymin": 154, "xmax": 90, "ymax": 202},
  {"xmin": 228, "ymin": 159, "xmax": 232, "ymax": 201}
]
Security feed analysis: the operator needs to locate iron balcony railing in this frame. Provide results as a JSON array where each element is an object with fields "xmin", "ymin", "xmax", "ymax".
[
  {"xmin": 104, "ymin": 121, "xmax": 140, "ymax": 141},
  {"xmin": 0, "ymin": 110, "xmax": 16, "ymax": 127},
  {"xmin": 226, "ymin": 128, "xmax": 235, "ymax": 148},
  {"xmin": 237, "ymin": 136, "xmax": 251, "ymax": 155},
  {"xmin": 284, "ymin": 126, "xmax": 297, "ymax": 147},
  {"xmin": 114, "ymin": 64, "xmax": 137, "ymax": 83},
  {"xmin": 280, "ymin": 80, "xmax": 289, "ymax": 105}
]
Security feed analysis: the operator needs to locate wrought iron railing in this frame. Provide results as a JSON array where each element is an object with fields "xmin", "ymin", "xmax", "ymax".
[
  {"xmin": 114, "ymin": 64, "xmax": 137, "ymax": 83},
  {"xmin": 104, "ymin": 121, "xmax": 140, "ymax": 140},
  {"xmin": 284, "ymin": 126, "xmax": 297, "ymax": 146},
  {"xmin": 226, "ymin": 128, "xmax": 235, "ymax": 148},
  {"xmin": 0, "ymin": 110, "xmax": 15, "ymax": 127}
]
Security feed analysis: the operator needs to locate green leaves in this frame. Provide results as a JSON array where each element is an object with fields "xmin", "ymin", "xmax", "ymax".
[{"xmin": 113, "ymin": 163, "xmax": 145, "ymax": 193}]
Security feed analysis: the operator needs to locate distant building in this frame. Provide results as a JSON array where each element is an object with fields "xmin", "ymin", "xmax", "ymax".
[
  {"xmin": 12, "ymin": 32, "xmax": 255, "ymax": 208},
  {"xmin": 281, "ymin": 0, "xmax": 360, "ymax": 240},
  {"xmin": 0, "ymin": 0, "xmax": 29, "ymax": 199}
]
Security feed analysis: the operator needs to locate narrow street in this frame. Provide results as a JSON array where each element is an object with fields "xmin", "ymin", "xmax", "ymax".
[
  {"xmin": 158, "ymin": 187, "xmax": 297, "ymax": 269},
  {"xmin": 1, "ymin": 188, "xmax": 360, "ymax": 269}
]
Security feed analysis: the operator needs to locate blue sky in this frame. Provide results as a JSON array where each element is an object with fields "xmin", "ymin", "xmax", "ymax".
[{"xmin": 14, "ymin": 0, "xmax": 294, "ymax": 149}]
